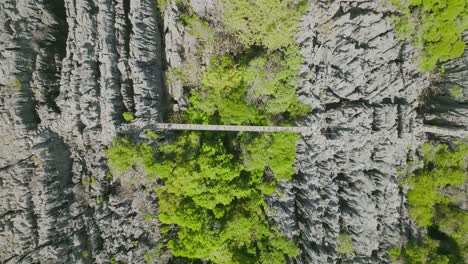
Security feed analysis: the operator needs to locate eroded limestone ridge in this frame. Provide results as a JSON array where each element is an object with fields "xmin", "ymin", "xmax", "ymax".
[{"xmin": 1, "ymin": 0, "xmax": 164, "ymax": 263}]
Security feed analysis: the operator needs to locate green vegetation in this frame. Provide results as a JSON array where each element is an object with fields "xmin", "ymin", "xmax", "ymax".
[
  {"xmin": 145, "ymin": 130, "xmax": 160, "ymax": 140},
  {"xmin": 106, "ymin": 0, "xmax": 310, "ymax": 263},
  {"xmin": 80, "ymin": 250, "xmax": 89, "ymax": 259},
  {"xmin": 404, "ymin": 143, "xmax": 467, "ymax": 227},
  {"xmin": 82, "ymin": 177, "xmax": 96, "ymax": 186},
  {"xmin": 389, "ymin": 238, "xmax": 451, "ymax": 263},
  {"xmin": 6, "ymin": 79, "xmax": 21, "ymax": 91},
  {"xmin": 96, "ymin": 195, "xmax": 104, "ymax": 205},
  {"xmin": 122, "ymin": 112, "xmax": 135, "ymax": 122},
  {"xmin": 389, "ymin": 142, "xmax": 468, "ymax": 263},
  {"xmin": 449, "ymin": 84, "xmax": 464, "ymax": 99},
  {"xmin": 181, "ymin": 14, "xmax": 217, "ymax": 48},
  {"xmin": 81, "ymin": 177, "xmax": 89, "ymax": 185},
  {"xmin": 390, "ymin": 0, "xmax": 468, "ymax": 72},
  {"xmin": 336, "ymin": 235, "xmax": 355, "ymax": 255},
  {"xmin": 106, "ymin": 131, "xmax": 300, "ymax": 263},
  {"xmin": 106, "ymin": 138, "xmax": 152, "ymax": 174},
  {"xmin": 166, "ymin": 64, "xmax": 203, "ymax": 88},
  {"xmin": 144, "ymin": 244, "xmax": 164, "ymax": 263},
  {"xmin": 155, "ymin": 0, "xmax": 169, "ymax": 12},
  {"xmin": 223, "ymin": 0, "xmax": 307, "ymax": 51}
]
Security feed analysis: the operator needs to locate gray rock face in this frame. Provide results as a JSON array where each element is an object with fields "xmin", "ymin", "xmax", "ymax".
[
  {"xmin": 1, "ymin": 0, "xmax": 466, "ymax": 263},
  {"xmin": 423, "ymin": 33, "xmax": 468, "ymax": 131},
  {"xmin": 280, "ymin": 1, "xmax": 428, "ymax": 263},
  {"xmin": 1, "ymin": 0, "xmax": 164, "ymax": 263}
]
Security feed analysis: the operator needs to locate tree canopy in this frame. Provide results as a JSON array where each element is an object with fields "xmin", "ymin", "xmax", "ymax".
[
  {"xmin": 105, "ymin": 0, "xmax": 309, "ymax": 262},
  {"xmin": 389, "ymin": 142, "xmax": 468, "ymax": 264}
]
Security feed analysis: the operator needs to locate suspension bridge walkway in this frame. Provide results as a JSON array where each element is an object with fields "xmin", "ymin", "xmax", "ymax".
[
  {"xmin": 118, "ymin": 122, "xmax": 468, "ymax": 137},
  {"xmin": 421, "ymin": 125, "xmax": 468, "ymax": 138},
  {"xmin": 118, "ymin": 122, "xmax": 312, "ymax": 133}
]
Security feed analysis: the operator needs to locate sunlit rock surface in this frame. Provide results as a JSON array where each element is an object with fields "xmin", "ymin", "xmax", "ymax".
[{"xmin": 1, "ymin": 0, "xmax": 466, "ymax": 263}]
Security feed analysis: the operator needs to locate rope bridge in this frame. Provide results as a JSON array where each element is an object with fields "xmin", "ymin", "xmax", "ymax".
[
  {"xmin": 119, "ymin": 122, "xmax": 312, "ymax": 133},
  {"xmin": 421, "ymin": 125, "xmax": 468, "ymax": 138},
  {"xmin": 118, "ymin": 122, "xmax": 468, "ymax": 137}
]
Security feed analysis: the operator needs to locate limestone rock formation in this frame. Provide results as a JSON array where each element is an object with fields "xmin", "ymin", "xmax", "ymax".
[
  {"xmin": 1, "ymin": 0, "xmax": 164, "ymax": 263},
  {"xmin": 1, "ymin": 0, "xmax": 466, "ymax": 263}
]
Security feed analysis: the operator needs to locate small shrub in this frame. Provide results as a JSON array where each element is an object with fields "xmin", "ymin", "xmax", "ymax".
[
  {"xmin": 166, "ymin": 110, "xmax": 187, "ymax": 123},
  {"xmin": 435, "ymin": 206, "xmax": 468, "ymax": 248},
  {"xmin": 155, "ymin": 0, "xmax": 169, "ymax": 12},
  {"xmin": 336, "ymin": 235, "xmax": 354, "ymax": 255},
  {"xmin": 96, "ymin": 195, "xmax": 104, "ymax": 204},
  {"xmin": 144, "ymin": 212, "xmax": 154, "ymax": 222},
  {"xmin": 81, "ymin": 178, "xmax": 89, "ymax": 185},
  {"xmin": 449, "ymin": 84, "xmax": 464, "ymax": 99},
  {"xmin": 166, "ymin": 63, "xmax": 203, "ymax": 88},
  {"xmin": 390, "ymin": 0, "xmax": 468, "ymax": 72},
  {"xmin": 105, "ymin": 138, "xmax": 141, "ymax": 174},
  {"xmin": 6, "ymin": 79, "xmax": 21, "ymax": 91},
  {"xmin": 145, "ymin": 130, "xmax": 160, "ymax": 140},
  {"xmin": 80, "ymin": 250, "xmax": 89, "ymax": 259},
  {"xmin": 182, "ymin": 15, "xmax": 216, "ymax": 47},
  {"xmin": 144, "ymin": 245, "xmax": 164, "ymax": 264},
  {"xmin": 122, "ymin": 112, "xmax": 135, "ymax": 122}
]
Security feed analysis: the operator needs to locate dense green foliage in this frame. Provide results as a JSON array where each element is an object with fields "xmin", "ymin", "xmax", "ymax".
[
  {"xmin": 223, "ymin": 0, "xmax": 307, "ymax": 51},
  {"xmin": 106, "ymin": 0, "xmax": 309, "ymax": 263},
  {"xmin": 187, "ymin": 54, "xmax": 309, "ymax": 125},
  {"xmin": 389, "ymin": 142, "xmax": 468, "ymax": 263},
  {"xmin": 7, "ymin": 79, "xmax": 21, "ymax": 91},
  {"xmin": 106, "ymin": 131, "xmax": 300, "ymax": 263},
  {"xmin": 448, "ymin": 84, "xmax": 464, "ymax": 99},
  {"xmin": 390, "ymin": 0, "xmax": 468, "ymax": 72},
  {"xmin": 404, "ymin": 143, "xmax": 467, "ymax": 227},
  {"xmin": 122, "ymin": 112, "xmax": 135, "ymax": 122},
  {"xmin": 389, "ymin": 237, "xmax": 450, "ymax": 263}
]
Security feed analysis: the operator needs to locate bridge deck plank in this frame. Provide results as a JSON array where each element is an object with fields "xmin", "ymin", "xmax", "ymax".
[{"xmin": 116, "ymin": 122, "xmax": 468, "ymax": 138}]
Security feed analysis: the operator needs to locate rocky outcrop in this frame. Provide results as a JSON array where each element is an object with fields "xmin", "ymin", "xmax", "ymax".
[
  {"xmin": 1, "ymin": 0, "xmax": 165, "ymax": 263},
  {"xmin": 423, "ymin": 33, "xmax": 468, "ymax": 132},
  {"xmin": 288, "ymin": 1, "xmax": 428, "ymax": 263}
]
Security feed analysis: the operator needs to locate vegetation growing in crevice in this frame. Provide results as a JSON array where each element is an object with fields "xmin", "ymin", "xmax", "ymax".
[
  {"xmin": 389, "ymin": 142, "xmax": 468, "ymax": 263},
  {"xmin": 107, "ymin": 0, "xmax": 309, "ymax": 263},
  {"xmin": 222, "ymin": 0, "xmax": 307, "ymax": 51},
  {"xmin": 390, "ymin": 0, "xmax": 468, "ymax": 72},
  {"xmin": 405, "ymin": 143, "xmax": 467, "ymax": 227},
  {"xmin": 336, "ymin": 234, "xmax": 355, "ymax": 256},
  {"xmin": 6, "ymin": 79, "xmax": 22, "ymax": 91},
  {"xmin": 122, "ymin": 112, "xmax": 135, "ymax": 122},
  {"xmin": 448, "ymin": 84, "xmax": 464, "ymax": 99},
  {"xmin": 155, "ymin": 0, "xmax": 170, "ymax": 13}
]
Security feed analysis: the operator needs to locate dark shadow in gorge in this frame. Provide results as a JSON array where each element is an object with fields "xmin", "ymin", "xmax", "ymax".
[{"xmin": 39, "ymin": 0, "xmax": 69, "ymax": 113}]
